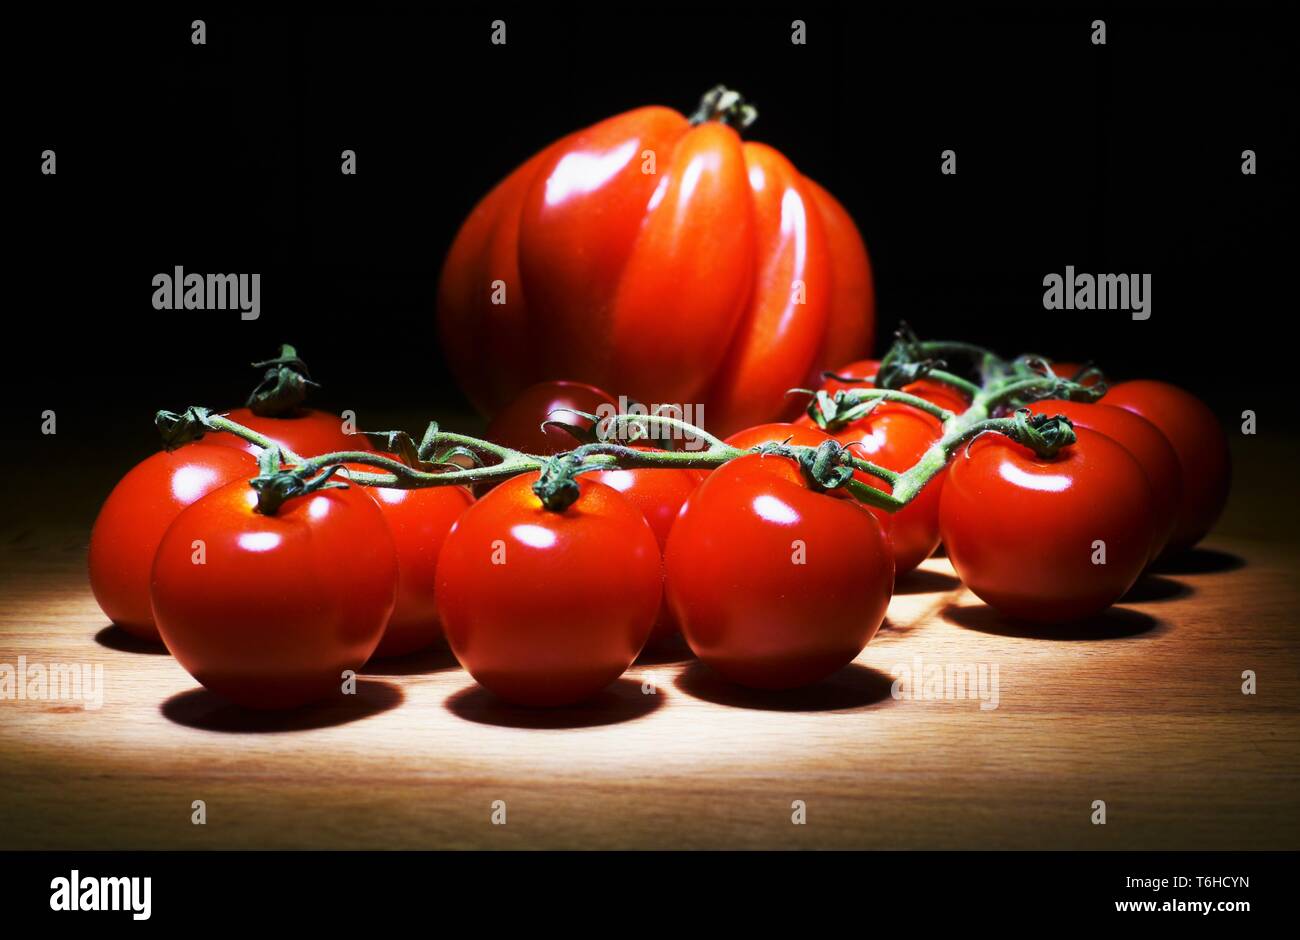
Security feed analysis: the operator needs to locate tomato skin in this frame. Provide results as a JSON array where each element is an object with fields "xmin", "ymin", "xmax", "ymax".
[
  {"xmin": 362, "ymin": 482, "xmax": 475, "ymax": 658},
  {"xmin": 438, "ymin": 102, "xmax": 874, "ymax": 435},
  {"xmin": 88, "ymin": 445, "xmax": 258, "ymax": 643},
  {"xmin": 728, "ymin": 421, "xmax": 908, "ymax": 562},
  {"xmin": 666, "ymin": 453, "xmax": 893, "ymax": 690},
  {"xmin": 150, "ymin": 481, "xmax": 398, "ymax": 709},
  {"xmin": 589, "ymin": 446, "xmax": 702, "ymax": 643},
  {"xmin": 485, "ymin": 381, "xmax": 616, "ymax": 455},
  {"xmin": 206, "ymin": 407, "xmax": 359, "ymax": 458},
  {"xmin": 827, "ymin": 406, "xmax": 946, "ymax": 574},
  {"xmin": 817, "ymin": 358, "xmax": 970, "ymax": 416},
  {"xmin": 435, "ymin": 474, "xmax": 662, "ymax": 706},
  {"xmin": 939, "ymin": 428, "xmax": 1155, "ymax": 623},
  {"xmin": 1033, "ymin": 399, "xmax": 1183, "ymax": 563},
  {"xmin": 1100, "ymin": 380, "xmax": 1230, "ymax": 553}
]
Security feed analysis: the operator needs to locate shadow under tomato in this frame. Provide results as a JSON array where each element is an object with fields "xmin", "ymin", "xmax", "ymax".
[
  {"xmin": 445, "ymin": 676, "xmax": 663, "ymax": 730},
  {"xmin": 362, "ymin": 644, "xmax": 461, "ymax": 676},
  {"xmin": 635, "ymin": 633, "xmax": 696, "ymax": 666},
  {"xmin": 1149, "ymin": 547, "xmax": 1244, "ymax": 575},
  {"xmin": 94, "ymin": 624, "xmax": 169, "ymax": 655},
  {"xmin": 893, "ymin": 567, "xmax": 961, "ymax": 595},
  {"xmin": 161, "ymin": 679, "xmax": 404, "ymax": 733},
  {"xmin": 1121, "ymin": 574, "xmax": 1193, "ymax": 604},
  {"xmin": 674, "ymin": 661, "xmax": 895, "ymax": 713},
  {"xmin": 942, "ymin": 603, "xmax": 1162, "ymax": 641}
]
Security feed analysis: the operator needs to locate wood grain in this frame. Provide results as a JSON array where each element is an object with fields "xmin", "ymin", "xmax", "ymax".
[{"xmin": 2, "ymin": 513, "xmax": 1297, "ymax": 850}]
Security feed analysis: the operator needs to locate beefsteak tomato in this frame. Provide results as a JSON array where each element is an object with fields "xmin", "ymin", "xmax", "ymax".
[{"xmin": 437, "ymin": 89, "xmax": 874, "ymax": 435}]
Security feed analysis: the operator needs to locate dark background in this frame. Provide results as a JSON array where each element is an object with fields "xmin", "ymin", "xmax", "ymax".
[{"xmin": 11, "ymin": 5, "xmax": 1295, "ymax": 453}]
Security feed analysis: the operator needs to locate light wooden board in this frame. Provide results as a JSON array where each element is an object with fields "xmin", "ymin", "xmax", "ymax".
[{"xmin": 2, "ymin": 517, "xmax": 1297, "ymax": 850}]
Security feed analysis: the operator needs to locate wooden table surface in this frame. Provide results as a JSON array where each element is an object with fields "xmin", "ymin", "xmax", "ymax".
[{"xmin": 2, "ymin": 432, "xmax": 1298, "ymax": 850}]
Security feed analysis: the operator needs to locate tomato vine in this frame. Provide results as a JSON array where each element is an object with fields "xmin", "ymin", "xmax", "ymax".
[{"xmin": 154, "ymin": 325, "xmax": 1105, "ymax": 516}]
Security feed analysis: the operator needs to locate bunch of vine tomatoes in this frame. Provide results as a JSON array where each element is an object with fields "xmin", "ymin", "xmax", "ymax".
[{"xmin": 88, "ymin": 355, "xmax": 1230, "ymax": 712}]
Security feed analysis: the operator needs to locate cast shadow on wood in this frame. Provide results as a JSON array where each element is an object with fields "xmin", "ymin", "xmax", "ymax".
[
  {"xmin": 362, "ymin": 644, "xmax": 460, "ymax": 676},
  {"xmin": 161, "ymin": 679, "xmax": 404, "ymax": 733},
  {"xmin": 1121, "ymin": 574, "xmax": 1193, "ymax": 604},
  {"xmin": 445, "ymin": 676, "xmax": 663, "ymax": 729},
  {"xmin": 942, "ymin": 603, "xmax": 1162, "ymax": 641},
  {"xmin": 893, "ymin": 567, "xmax": 961, "ymax": 595},
  {"xmin": 94, "ymin": 624, "xmax": 169, "ymax": 655},
  {"xmin": 1149, "ymin": 547, "xmax": 1244, "ymax": 576},
  {"xmin": 674, "ymin": 661, "xmax": 895, "ymax": 713}
]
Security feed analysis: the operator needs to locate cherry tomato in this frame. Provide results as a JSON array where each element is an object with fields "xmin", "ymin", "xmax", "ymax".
[
  {"xmin": 207, "ymin": 407, "xmax": 360, "ymax": 458},
  {"xmin": 818, "ymin": 358, "xmax": 970, "ymax": 415},
  {"xmin": 725, "ymin": 421, "xmax": 833, "ymax": 453},
  {"xmin": 1033, "ymin": 399, "xmax": 1183, "ymax": 563},
  {"xmin": 88, "ymin": 444, "xmax": 258, "ymax": 643},
  {"xmin": 722, "ymin": 421, "xmax": 894, "ymax": 548},
  {"xmin": 825, "ymin": 404, "xmax": 947, "ymax": 574},
  {"xmin": 437, "ymin": 92, "xmax": 874, "ymax": 435},
  {"xmin": 360, "ymin": 478, "xmax": 475, "ymax": 658},
  {"xmin": 151, "ymin": 480, "xmax": 398, "ymax": 709},
  {"xmin": 939, "ymin": 428, "xmax": 1155, "ymax": 623},
  {"xmin": 589, "ymin": 446, "xmax": 702, "ymax": 643},
  {"xmin": 1045, "ymin": 360, "xmax": 1104, "ymax": 387},
  {"xmin": 485, "ymin": 380, "xmax": 616, "ymax": 455},
  {"xmin": 1101, "ymin": 380, "xmax": 1230, "ymax": 552},
  {"xmin": 435, "ymin": 473, "xmax": 662, "ymax": 706},
  {"xmin": 665, "ymin": 453, "xmax": 893, "ymax": 689}
]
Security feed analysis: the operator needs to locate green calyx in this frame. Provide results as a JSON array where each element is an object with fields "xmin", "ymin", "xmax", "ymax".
[
  {"xmin": 246, "ymin": 344, "xmax": 319, "ymax": 418},
  {"xmin": 689, "ymin": 85, "xmax": 758, "ymax": 132},
  {"xmin": 1006, "ymin": 409, "xmax": 1077, "ymax": 458},
  {"xmin": 155, "ymin": 406, "xmax": 216, "ymax": 450}
]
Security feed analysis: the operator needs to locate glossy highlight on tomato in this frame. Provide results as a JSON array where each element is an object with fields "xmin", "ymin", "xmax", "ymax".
[
  {"xmin": 151, "ymin": 480, "xmax": 398, "ymax": 709},
  {"xmin": 665, "ymin": 453, "xmax": 893, "ymax": 690},
  {"xmin": 940, "ymin": 427, "xmax": 1155, "ymax": 623},
  {"xmin": 88, "ymin": 444, "xmax": 258, "ymax": 643},
  {"xmin": 438, "ymin": 94, "xmax": 874, "ymax": 435},
  {"xmin": 1101, "ymin": 380, "xmax": 1230, "ymax": 553},
  {"xmin": 435, "ymin": 473, "xmax": 662, "ymax": 706}
]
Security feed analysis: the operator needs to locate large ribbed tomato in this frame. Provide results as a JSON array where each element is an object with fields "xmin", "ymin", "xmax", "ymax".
[{"xmin": 437, "ymin": 87, "xmax": 874, "ymax": 436}]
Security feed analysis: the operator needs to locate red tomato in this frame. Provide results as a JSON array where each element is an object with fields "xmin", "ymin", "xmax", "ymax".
[
  {"xmin": 939, "ymin": 428, "xmax": 1155, "ymax": 623},
  {"xmin": 725, "ymin": 421, "xmax": 833, "ymax": 453},
  {"xmin": 88, "ymin": 444, "xmax": 257, "ymax": 643},
  {"xmin": 207, "ymin": 407, "xmax": 360, "ymax": 458},
  {"xmin": 1045, "ymin": 360, "xmax": 1104, "ymax": 387},
  {"xmin": 435, "ymin": 473, "xmax": 662, "ymax": 706},
  {"xmin": 816, "ymin": 358, "xmax": 970, "ymax": 414},
  {"xmin": 437, "ymin": 91, "xmax": 874, "ymax": 435},
  {"xmin": 827, "ymin": 404, "xmax": 946, "ymax": 574},
  {"xmin": 665, "ymin": 453, "xmax": 893, "ymax": 689},
  {"xmin": 727, "ymin": 421, "xmax": 900, "ymax": 560},
  {"xmin": 589, "ymin": 446, "xmax": 702, "ymax": 643},
  {"xmin": 1033, "ymin": 399, "xmax": 1183, "ymax": 563},
  {"xmin": 485, "ymin": 380, "xmax": 616, "ymax": 455},
  {"xmin": 151, "ymin": 480, "xmax": 398, "ymax": 709},
  {"xmin": 1100, "ymin": 380, "xmax": 1230, "ymax": 552},
  {"xmin": 362, "ymin": 481, "xmax": 475, "ymax": 658}
]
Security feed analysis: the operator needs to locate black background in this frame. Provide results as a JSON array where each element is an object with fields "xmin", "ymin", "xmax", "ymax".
[{"xmin": 12, "ymin": 5, "xmax": 1295, "ymax": 451}]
